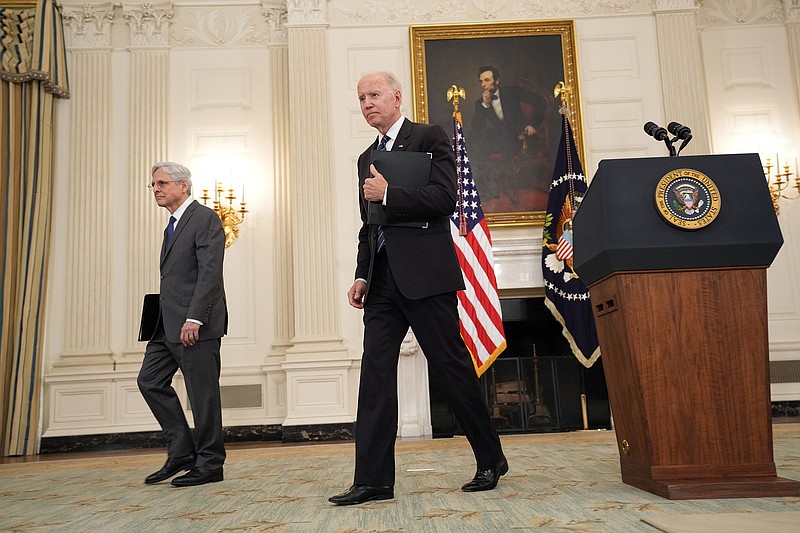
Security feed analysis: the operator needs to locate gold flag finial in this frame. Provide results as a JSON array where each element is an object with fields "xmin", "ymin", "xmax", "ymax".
[
  {"xmin": 554, "ymin": 81, "xmax": 570, "ymax": 116},
  {"xmin": 447, "ymin": 85, "xmax": 467, "ymax": 112}
]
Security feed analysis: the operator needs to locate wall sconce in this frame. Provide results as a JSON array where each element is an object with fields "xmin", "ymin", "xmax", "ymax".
[
  {"xmin": 762, "ymin": 153, "xmax": 799, "ymax": 215},
  {"xmin": 200, "ymin": 182, "xmax": 248, "ymax": 248}
]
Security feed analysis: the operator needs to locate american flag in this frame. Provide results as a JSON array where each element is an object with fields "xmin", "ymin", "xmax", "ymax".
[
  {"xmin": 542, "ymin": 112, "xmax": 600, "ymax": 368},
  {"xmin": 450, "ymin": 111, "xmax": 506, "ymax": 376}
]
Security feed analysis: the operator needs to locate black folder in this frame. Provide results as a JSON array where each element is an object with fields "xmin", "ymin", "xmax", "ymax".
[
  {"xmin": 138, "ymin": 293, "xmax": 160, "ymax": 342},
  {"xmin": 367, "ymin": 150, "xmax": 432, "ymax": 227}
]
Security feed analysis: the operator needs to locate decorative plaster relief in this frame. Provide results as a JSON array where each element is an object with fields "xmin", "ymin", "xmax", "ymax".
[
  {"xmin": 330, "ymin": 0, "xmax": 467, "ymax": 24},
  {"xmin": 511, "ymin": 0, "xmax": 640, "ymax": 18},
  {"xmin": 287, "ymin": 0, "xmax": 328, "ymax": 25},
  {"xmin": 121, "ymin": 2, "xmax": 173, "ymax": 47},
  {"xmin": 697, "ymin": 0, "xmax": 784, "ymax": 26},
  {"xmin": 262, "ymin": 3, "xmax": 288, "ymax": 42},
  {"xmin": 651, "ymin": 0, "xmax": 699, "ymax": 11},
  {"xmin": 172, "ymin": 9, "xmax": 269, "ymax": 46},
  {"xmin": 473, "ymin": 0, "xmax": 508, "ymax": 19},
  {"xmin": 61, "ymin": 2, "xmax": 115, "ymax": 49}
]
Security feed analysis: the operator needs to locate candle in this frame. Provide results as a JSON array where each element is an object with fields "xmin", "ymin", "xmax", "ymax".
[{"xmin": 242, "ymin": 183, "xmax": 246, "ymax": 203}]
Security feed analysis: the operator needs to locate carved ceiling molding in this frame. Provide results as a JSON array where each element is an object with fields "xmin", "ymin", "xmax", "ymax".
[
  {"xmin": 651, "ymin": 0, "xmax": 699, "ymax": 11},
  {"xmin": 121, "ymin": 3, "xmax": 174, "ymax": 48},
  {"xmin": 287, "ymin": 0, "xmax": 328, "ymax": 25},
  {"xmin": 697, "ymin": 0, "xmax": 784, "ymax": 26},
  {"xmin": 171, "ymin": 7, "xmax": 272, "ymax": 47},
  {"xmin": 61, "ymin": 2, "xmax": 115, "ymax": 49},
  {"xmin": 262, "ymin": 2, "xmax": 288, "ymax": 43},
  {"xmin": 329, "ymin": 0, "xmax": 645, "ymax": 25}
]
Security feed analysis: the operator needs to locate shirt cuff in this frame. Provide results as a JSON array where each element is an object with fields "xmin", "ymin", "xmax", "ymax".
[{"xmin": 186, "ymin": 318, "xmax": 203, "ymax": 326}]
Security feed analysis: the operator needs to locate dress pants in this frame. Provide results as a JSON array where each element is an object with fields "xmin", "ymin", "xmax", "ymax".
[
  {"xmin": 354, "ymin": 250, "xmax": 503, "ymax": 486},
  {"xmin": 137, "ymin": 323, "xmax": 226, "ymax": 471}
]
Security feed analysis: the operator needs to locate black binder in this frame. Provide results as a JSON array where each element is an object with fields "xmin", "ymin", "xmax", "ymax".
[
  {"xmin": 367, "ymin": 150, "xmax": 432, "ymax": 227},
  {"xmin": 138, "ymin": 293, "xmax": 160, "ymax": 342}
]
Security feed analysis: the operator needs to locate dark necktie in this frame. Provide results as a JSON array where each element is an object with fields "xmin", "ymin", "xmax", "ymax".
[
  {"xmin": 166, "ymin": 215, "xmax": 176, "ymax": 242},
  {"xmin": 376, "ymin": 135, "xmax": 390, "ymax": 253}
]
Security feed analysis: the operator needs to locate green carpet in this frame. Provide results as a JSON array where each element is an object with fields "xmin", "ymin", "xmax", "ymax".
[{"xmin": 1, "ymin": 426, "xmax": 799, "ymax": 532}]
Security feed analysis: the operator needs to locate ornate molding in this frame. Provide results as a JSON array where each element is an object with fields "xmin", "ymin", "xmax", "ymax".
[
  {"xmin": 330, "ymin": 0, "xmax": 467, "ymax": 24},
  {"xmin": 121, "ymin": 2, "xmax": 174, "ymax": 48},
  {"xmin": 784, "ymin": 0, "xmax": 800, "ymax": 23},
  {"xmin": 262, "ymin": 1, "xmax": 288, "ymax": 43},
  {"xmin": 172, "ymin": 9, "xmax": 269, "ymax": 47},
  {"xmin": 511, "ymin": 0, "xmax": 639, "ymax": 18},
  {"xmin": 61, "ymin": 2, "xmax": 115, "ymax": 49},
  {"xmin": 287, "ymin": 0, "xmax": 328, "ymax": 25},
  {"xmin": 399, "ymin": 330, "xmax": 419, "ymax": 357},
  {"xmin": 473, "ymin": 0, "xmax": 507, "ymax": 19},
  {"xmin": 651, "ymin": 0, "xmax": 699, "ymax": 11},
  {"xmin": 697, "ymin": 0, "xmax": 784, "ymax": 26}
]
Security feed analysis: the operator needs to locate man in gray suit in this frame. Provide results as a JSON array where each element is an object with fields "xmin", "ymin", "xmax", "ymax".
[{"xmin": 138, "ymin": 161, "xmax": 228, "ymax": 487}]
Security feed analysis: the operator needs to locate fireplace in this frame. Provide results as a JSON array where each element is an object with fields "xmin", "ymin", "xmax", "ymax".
[{"xmin": 430, "ymin": 297, "xmax": 611, "ymax": 436}]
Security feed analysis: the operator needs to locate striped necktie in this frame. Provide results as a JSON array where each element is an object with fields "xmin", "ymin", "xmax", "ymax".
[{"xmin": 376, "ymin": 135, "xmax": 389, "ymax": 252}]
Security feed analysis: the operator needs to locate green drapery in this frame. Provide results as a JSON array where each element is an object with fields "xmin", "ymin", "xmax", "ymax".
[{"xmin": 1, "ymin": 0, "xmax": 69, "ymax": 456}]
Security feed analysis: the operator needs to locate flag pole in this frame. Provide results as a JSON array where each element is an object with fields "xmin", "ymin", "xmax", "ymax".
[{"xmin": 448, "ymin": 85, "xmax": 468, "ymax": 236}]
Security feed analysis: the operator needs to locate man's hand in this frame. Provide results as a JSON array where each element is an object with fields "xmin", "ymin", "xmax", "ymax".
[
  {"xmin": 348, "ymin": 280, "xmax": 367, "ymax": 309},
  {"xmin": 482, "ymin": 89, "xmax": 493, "ymax": 105},
  {"xmin": 523, "ymin": 125, "xmax": 536, "ymax": 136},
  {"xmin": 364, "ymin": 164, "xmax": 388, "ymax": 202},
  {"xmin": 180, "ymin": 321, "xmax": 201, "ymax": 346}
]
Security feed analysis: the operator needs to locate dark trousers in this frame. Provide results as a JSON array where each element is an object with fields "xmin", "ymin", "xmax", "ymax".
[
  {"xmin": 354, "ymin": 251, "xmax": 503, "ymax": 486},
  {"xmin": 137, "ymin": 324, "xmax": 226, "ymax": 471}
]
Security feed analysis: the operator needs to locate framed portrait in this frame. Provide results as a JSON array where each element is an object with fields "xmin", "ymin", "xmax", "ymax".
[{"xmin": 410, "ymin": 20, "xmax": 584, "ymax": 226}]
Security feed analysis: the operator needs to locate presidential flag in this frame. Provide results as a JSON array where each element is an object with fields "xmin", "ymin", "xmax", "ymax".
[
  {"xmin": 450, "ymin": 110, "xmax": 506, "ymax": 376},
  {"xmin": 542, "ymin": 113, "xmax": 600, "ymax": 368}
]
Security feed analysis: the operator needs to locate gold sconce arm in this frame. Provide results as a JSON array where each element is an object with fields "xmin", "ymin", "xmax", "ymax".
[
  {"xmin": 200, "ymin": 182, "xmax": 248, "ymax": 248},
  {"xmin": 763, "ymin": 154, "xmax": 800, "ymax": 215}
]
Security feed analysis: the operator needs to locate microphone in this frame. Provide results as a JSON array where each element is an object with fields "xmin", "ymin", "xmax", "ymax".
[
  {"xmin": 667, "ymin": 121, "xmax": 692, "ymax": 141},
  {"xmin": 643, "ymin": 121, "xmax": 669, "ymax": 141}
]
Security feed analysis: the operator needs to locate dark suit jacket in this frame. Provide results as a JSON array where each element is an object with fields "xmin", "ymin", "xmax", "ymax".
[
  {"xmin": 159, "ymin": 200, "xmax": 228, "ymax": 344},
  {"xmin": 355, "ymin": 119, "xmax": 465, "ymax": 301},
  {"xmin": 470, "ymin": 85, "xmax": 547, "ymax": 154}
]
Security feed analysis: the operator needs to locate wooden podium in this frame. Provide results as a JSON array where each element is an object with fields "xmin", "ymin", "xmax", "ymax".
[{"xmin": 572, "ymin": 153, "xmax": 800, "ymax": 499}]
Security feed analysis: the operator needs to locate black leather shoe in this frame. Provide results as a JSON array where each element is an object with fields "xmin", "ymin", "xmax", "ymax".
[
  {"xmin": 171, "ymin": 467, "xmax": 224, "ymax": 487},
  {"xmin": 461, "ymin": 455, "xmax": 509, "ymax": 492},
  {"xmin": 144, "ymin": 454, "xmax": 196, "ymax": 484},
  {"xmin": 328, "ymin": 484, "xmax": 394, "ymax": 505}
]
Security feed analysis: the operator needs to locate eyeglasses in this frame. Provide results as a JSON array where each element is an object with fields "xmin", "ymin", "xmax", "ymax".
[{"xmin": 147, "ymin": 180, "xmax": 179, "ymax": 190}]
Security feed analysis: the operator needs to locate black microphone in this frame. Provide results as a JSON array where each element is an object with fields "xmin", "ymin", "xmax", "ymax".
[
  {"xmin": 643, "ymin": 121, "xmax": 669, "ymax": 141},
  {"xmin": 667, "ymin": 121, "xmax": 692, "ymax": 140}
]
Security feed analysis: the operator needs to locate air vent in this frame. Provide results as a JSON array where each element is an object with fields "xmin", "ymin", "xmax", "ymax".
[
  {"xmin": 189, "ymin": 384, "xmax": 263, "ymax": 410},
  {"xmin": 770, "ymin": 360, "xmax": 800, "ymax": 384}
]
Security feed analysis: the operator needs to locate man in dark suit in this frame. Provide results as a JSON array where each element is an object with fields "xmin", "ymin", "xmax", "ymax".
[
  {"xmin": 138, "ymin": 161, "xmax": 228, "ymax": 487},
  {"xmin": 328, "ymin": 71, "xmax": 507, "ymax": 506},
  {"xmin": 470, "ymin": 65, "xmax": 548, "ymax": 203}
]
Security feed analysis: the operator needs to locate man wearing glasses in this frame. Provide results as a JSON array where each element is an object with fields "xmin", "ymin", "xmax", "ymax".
[{"xmin": 138, "ymin": 161, "xmax": 228, "ymax": 487}]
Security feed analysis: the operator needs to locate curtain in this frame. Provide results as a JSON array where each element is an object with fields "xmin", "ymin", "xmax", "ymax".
[{"xmin": 0, "ymin": 0, "xmax": 69, "ymax": 456}]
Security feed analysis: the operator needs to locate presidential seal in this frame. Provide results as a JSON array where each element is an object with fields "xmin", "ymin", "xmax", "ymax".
[{"xmin": 654, "ymin": 168, "xmax": 721, "ymax": 230}]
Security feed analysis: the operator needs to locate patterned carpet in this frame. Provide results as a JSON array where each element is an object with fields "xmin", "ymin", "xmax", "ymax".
[{"xmin": 1, "ymin": 425, "xmax": 799, "ymax": 532}]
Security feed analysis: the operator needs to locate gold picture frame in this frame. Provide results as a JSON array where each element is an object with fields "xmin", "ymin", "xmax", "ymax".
[{"xmin": 410, "ymin": 20, "xmax": 584, "ymax": 227}]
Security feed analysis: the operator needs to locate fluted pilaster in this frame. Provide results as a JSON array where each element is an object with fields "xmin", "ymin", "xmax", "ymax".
[
  {"xmin": 56, "ymin": 4, "xmax": 116, "ymax": 368},
  {"xmin": 786, "ymin": 1, "xmax": 800, "ymax": 114},
  {"xmin": 268, "ymin": 43, "xmax": 294, "ymax": 359},
  {"xmin": 653, "ymin": 0, "xmax": 712, "ymax": 155},
  {"xmin": 118, "ymin": 3, "xmax": 172, "ymax": 366},
  {"xmin": 285, "ymin": 23, "xmax": 347, "ymax": 360}
]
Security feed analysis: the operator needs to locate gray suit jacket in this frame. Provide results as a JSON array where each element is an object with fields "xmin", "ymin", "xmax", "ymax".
[{"xmin": 159, "ymin": 200, "xmax": 228, "ymax": 344}]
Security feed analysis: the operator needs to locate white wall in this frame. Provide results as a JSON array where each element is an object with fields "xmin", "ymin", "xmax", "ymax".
[{"xmin": 39, "ymin": 0, "xmax": 800, "ymax": 441}]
